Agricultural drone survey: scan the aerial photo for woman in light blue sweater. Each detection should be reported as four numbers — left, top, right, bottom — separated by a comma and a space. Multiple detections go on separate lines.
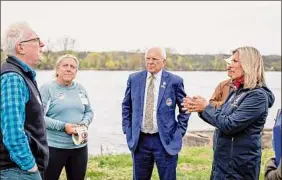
40, 54, 93, 180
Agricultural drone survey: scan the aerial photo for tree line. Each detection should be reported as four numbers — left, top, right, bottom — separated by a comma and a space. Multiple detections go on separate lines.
1, 49, 281, 71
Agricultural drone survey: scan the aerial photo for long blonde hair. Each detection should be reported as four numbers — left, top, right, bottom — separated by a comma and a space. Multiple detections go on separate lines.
232, 46, 265, 89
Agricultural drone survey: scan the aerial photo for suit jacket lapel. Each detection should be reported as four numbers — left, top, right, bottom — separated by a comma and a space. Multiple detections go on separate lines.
140, 70, 147, 112
157, 70, 170, 109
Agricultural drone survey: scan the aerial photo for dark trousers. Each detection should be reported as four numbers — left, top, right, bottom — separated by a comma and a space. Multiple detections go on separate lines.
132, 132, 178, 180
44, 145, 88, 180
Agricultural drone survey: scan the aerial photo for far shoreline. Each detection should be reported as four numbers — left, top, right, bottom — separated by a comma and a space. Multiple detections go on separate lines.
37, 69, 281, 72
89, 128, 274, 157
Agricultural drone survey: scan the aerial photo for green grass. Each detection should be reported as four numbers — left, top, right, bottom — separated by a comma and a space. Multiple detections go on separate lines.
59, 147, 274, 180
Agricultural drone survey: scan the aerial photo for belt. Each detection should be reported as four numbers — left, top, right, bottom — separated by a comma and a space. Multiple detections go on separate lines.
140, 132, 159, 136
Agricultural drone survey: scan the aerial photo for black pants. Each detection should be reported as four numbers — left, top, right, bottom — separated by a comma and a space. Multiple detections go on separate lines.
44, 146, 88, 180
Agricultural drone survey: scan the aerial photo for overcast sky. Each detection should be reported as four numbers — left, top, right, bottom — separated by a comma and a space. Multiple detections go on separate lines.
1, 1, 281, 55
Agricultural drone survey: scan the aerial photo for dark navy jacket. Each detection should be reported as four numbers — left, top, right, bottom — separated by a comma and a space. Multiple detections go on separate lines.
200, 85, 275, 180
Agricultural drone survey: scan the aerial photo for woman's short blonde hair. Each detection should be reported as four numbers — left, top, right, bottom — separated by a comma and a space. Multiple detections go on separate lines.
232, 46, 265, 89
55, 54, 79, 77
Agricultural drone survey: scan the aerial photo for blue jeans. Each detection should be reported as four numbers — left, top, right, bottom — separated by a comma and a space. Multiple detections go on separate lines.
0, 167, 42, 180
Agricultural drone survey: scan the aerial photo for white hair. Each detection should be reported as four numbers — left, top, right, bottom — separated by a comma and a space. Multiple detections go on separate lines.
1, 21, 31, 56
144, 47, 167, 60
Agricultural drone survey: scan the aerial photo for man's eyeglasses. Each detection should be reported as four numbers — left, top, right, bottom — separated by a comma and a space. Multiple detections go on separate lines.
146, 57, 163, 62
19, 38, 40, 44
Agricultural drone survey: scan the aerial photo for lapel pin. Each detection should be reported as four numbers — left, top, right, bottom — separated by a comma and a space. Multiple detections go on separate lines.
166, 98, 172, 106
58, 93, 65, 100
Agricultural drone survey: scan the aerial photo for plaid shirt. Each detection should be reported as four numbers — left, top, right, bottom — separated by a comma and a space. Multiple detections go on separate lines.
0, 56, 36, 170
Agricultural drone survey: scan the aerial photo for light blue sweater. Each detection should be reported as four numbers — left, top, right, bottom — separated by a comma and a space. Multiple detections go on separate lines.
40, 81, 94, 149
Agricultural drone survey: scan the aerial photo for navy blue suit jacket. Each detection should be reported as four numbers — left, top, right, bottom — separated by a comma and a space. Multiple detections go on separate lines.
122, 70, 190, 155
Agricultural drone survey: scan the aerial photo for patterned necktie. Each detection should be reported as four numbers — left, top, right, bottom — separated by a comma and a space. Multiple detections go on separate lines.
144, 74, 155, 132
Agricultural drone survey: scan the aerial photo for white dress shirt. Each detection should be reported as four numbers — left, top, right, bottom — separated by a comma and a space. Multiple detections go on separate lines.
141, 70, 162, 134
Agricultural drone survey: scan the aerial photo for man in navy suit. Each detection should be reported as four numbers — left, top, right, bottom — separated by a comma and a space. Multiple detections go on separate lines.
122, 47, 191, 180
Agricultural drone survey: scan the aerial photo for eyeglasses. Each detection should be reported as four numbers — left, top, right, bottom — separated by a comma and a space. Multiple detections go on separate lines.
146, 57, 163, 62
19, 37, 40, 44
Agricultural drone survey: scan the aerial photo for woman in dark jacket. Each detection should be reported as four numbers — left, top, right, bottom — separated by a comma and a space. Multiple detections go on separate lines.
182, 46, 275, 180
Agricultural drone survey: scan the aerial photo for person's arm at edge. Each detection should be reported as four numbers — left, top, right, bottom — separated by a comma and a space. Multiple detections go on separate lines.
209, 81, 224, 109
79, 86, 94, 127
176, 77, 191, 136
264, 157, 282, 180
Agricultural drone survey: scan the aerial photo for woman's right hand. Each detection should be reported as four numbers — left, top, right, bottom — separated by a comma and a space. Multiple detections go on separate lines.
181, 96, 194, 113
64, 123, 79, 135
